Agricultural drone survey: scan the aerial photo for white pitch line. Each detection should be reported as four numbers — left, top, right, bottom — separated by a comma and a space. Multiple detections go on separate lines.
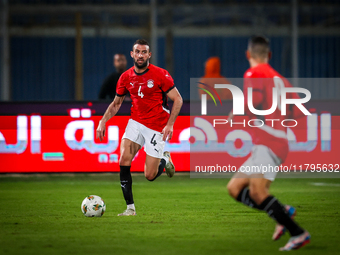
310, 182, 340, 187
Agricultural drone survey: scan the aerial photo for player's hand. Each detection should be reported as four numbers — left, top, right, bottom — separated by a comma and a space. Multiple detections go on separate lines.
96, 121, 106, 141
161, 124, 173, 141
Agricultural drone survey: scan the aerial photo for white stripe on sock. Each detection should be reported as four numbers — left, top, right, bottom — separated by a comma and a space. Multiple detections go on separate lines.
263, 197, 277, 212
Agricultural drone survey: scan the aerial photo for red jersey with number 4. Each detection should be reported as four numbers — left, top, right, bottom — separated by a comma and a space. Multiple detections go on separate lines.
243, 63, 304, 162
116, 64, 175, 132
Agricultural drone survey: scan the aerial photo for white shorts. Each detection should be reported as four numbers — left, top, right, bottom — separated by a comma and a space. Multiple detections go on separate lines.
238, 145, 281, 181
122, 119, 165, 158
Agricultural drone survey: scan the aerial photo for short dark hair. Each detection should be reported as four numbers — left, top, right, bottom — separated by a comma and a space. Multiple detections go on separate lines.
132, 39, 150, 51
114, 53, 126, 58
248, 35, 270, 59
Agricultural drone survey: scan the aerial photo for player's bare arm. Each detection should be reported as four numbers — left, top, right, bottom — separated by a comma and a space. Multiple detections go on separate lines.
161, 87, 183, 141
96, 95, 125, 141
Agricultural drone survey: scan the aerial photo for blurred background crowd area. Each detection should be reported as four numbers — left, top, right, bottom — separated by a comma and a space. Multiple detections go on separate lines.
0, 0, 339, 101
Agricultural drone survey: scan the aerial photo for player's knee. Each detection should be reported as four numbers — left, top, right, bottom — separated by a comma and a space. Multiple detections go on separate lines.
118, 157, 126, 165
145, 171, 157, 181
227, 181, 239, 200
119, 155, 131, 166
119, 151, 132, 166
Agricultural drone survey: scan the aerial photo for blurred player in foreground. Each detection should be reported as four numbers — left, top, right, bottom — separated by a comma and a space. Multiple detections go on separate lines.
227, 36, 310, 251
96, 39, 183, 216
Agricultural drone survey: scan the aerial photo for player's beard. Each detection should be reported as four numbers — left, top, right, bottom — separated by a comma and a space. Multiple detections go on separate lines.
134, 58, 149, 69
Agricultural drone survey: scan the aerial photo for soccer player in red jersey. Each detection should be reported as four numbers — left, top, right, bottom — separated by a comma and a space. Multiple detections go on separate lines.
96, 39, 183, 216
227, 36, 310, 251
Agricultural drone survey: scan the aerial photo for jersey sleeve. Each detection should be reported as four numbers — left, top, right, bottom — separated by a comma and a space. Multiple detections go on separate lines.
116, 73, 128, 97
161, 70, 175, 93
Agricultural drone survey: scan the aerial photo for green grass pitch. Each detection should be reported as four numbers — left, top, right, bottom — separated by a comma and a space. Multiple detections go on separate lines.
1, 174, 340, 255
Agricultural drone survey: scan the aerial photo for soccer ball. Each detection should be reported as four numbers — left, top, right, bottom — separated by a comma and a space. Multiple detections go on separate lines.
81, 195, 106, 217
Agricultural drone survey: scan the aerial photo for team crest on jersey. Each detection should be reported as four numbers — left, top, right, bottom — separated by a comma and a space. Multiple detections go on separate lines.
147, 79, 154, 88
